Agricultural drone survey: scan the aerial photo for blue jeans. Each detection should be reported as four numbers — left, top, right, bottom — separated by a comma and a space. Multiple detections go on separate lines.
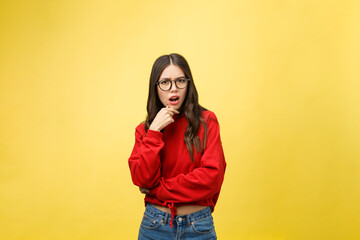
138, 203, 217, 240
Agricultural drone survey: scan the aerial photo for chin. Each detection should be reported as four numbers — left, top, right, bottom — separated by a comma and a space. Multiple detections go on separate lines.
176, 103, 185, 111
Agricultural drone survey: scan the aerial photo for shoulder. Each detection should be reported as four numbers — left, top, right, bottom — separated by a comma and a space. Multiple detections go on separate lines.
201, 110, 221, 137
202, 110, 218, 122
202, 110, 220, 131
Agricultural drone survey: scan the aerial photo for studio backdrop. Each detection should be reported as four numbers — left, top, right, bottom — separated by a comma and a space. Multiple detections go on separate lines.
0, 0, 359, 239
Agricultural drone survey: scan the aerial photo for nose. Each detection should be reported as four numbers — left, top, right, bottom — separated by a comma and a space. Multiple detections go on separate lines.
170, 80, 178, 92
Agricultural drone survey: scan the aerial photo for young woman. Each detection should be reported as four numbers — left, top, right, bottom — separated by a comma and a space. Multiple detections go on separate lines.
128, 53, 226, 239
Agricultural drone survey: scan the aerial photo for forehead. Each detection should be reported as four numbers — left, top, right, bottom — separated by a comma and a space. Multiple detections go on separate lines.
159, 64, 185, 78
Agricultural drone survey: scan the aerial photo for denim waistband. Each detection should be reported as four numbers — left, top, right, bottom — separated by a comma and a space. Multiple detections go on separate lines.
144, 203, 212, 226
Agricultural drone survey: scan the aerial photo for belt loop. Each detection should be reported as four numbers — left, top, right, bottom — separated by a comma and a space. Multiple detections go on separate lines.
186, 214, 191, 226
164, 212, 169, 225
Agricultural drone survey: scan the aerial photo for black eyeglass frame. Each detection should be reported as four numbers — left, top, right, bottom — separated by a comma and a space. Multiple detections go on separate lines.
156, 78, 190, 91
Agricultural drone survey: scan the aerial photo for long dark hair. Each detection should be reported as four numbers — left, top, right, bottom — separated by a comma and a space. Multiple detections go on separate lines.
144, 53, 207, 162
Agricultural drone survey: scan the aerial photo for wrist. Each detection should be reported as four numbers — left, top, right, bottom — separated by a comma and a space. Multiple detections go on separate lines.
149, 124, 160, 132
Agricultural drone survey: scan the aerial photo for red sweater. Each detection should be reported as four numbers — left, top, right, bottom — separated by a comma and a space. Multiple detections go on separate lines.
128, 110, 226, 220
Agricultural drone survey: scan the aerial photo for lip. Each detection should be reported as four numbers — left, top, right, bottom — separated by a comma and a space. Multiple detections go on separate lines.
169, 95, 180, 105
169, 95, 179, 100
169, 99, 180, 105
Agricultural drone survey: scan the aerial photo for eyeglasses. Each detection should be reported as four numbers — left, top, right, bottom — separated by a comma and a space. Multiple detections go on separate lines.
156, 77, 190, 91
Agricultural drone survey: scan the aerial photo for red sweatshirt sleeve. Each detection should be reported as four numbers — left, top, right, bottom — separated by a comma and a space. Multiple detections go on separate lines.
128, 124, 164, 188
149, 113, 226, 203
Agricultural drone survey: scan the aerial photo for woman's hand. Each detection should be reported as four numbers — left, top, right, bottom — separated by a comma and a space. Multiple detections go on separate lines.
139, 187, 149, 194
149, 106, 179, 132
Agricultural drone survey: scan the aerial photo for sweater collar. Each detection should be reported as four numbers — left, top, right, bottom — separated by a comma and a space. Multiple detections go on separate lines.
173, 113, 185, 120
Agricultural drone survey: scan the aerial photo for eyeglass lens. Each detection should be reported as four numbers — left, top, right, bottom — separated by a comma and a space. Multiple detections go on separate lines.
158, 78, 188, 91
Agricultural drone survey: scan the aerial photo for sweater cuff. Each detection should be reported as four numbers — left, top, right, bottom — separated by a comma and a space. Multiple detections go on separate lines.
146, 129, 163, 139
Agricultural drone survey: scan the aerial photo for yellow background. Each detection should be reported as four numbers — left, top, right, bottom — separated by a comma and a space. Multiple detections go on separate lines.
1, 0, 359, 239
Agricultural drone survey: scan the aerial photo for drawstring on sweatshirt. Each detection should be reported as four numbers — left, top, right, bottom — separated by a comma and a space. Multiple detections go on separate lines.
165, 202, 177, 228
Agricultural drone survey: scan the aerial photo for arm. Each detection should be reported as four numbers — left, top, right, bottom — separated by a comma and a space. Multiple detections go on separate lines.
128, 107, 180, 189
128, 126, 163, 188
149, 113, 226, 203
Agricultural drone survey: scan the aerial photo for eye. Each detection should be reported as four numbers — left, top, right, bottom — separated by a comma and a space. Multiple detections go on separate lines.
177, 78, 186, 83
159, 80, 169, 85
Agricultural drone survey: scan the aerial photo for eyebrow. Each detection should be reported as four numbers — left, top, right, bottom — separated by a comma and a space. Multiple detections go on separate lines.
159, 76, 186, 80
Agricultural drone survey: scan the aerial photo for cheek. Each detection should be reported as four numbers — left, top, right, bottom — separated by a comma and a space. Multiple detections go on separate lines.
157, 88, 167, 105
181, 89, 187, 100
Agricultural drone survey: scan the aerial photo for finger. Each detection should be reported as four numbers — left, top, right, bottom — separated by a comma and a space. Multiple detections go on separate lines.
163, 106, 173, 114
164, 108, 175, 116
166, 107, 180, 115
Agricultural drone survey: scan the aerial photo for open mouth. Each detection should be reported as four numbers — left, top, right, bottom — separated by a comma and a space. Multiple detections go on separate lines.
169, 96, 179, 102
169, 96, 180, 105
